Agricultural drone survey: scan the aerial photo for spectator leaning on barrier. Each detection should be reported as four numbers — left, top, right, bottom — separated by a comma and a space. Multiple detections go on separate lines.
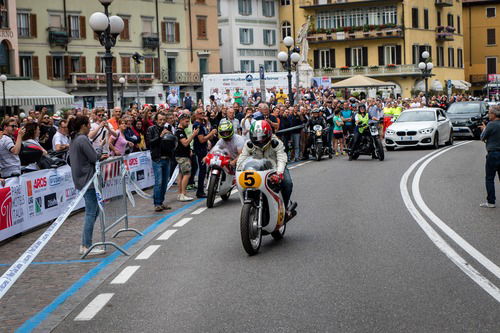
147, 112, 175, 212
22, 122, 48, 171
0, 118, 24, 178
479, 105, 500, 208
109, 119, 134, 156
52, 119, 70, 152
89, 109, 117, 154
175, 113, 199, 202
39, 113, 57, 151
68, 115, 107, 256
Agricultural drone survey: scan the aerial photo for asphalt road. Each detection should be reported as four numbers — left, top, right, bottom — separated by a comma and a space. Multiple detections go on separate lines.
52, 142, 500, 333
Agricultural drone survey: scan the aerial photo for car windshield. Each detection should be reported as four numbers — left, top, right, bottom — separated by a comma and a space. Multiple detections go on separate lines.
447, 103, 481, 114
396, 111, 435, 122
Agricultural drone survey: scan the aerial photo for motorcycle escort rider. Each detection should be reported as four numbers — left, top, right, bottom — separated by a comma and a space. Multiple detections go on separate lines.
350, 104, 371, 154
237, 120, 296, 219
211, 119, 246, 166
304, 108, 328, 159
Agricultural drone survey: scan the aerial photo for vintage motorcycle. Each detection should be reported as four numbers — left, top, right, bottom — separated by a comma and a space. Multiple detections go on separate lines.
236, 157, 296, 255
346, 120, 385, 161
204, 149, 235, 208
309, 124, 332, 161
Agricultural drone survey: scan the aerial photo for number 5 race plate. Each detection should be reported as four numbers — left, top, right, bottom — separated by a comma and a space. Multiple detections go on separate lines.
238, 171, 262, 189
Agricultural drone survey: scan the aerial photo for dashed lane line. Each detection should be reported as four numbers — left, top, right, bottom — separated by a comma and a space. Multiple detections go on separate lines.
173, 217, 192, 228
135, 245, 161, 260
157, 229, 177, 240
191, 207, 207, 215
74, 293, 114, 321
110, 266, 140, 285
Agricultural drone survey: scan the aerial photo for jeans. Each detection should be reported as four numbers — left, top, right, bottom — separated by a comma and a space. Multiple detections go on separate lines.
152, 159, 171, 206
485, 151, 500, 204
195, 151, 207, 196
83, 188, 99, 248
291, 133, 300, 160
188, 154, 198, 185
326, 126, 333, 151
281, 168, 293, 209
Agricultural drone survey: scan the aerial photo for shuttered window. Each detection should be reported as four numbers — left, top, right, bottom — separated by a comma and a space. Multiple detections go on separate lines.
457, 49, 463, 68
240, 28, 253, 45
197, 16, 207, 39
412, 8, 418, 28
448, 47, 454, 67
487, 28, 496, 45
120, 18, 130, 40
121, 56, 131, 73
424, 9, 429, 29
238, 0, 252, 16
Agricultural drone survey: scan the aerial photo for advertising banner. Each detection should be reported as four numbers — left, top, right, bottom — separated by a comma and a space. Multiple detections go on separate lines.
0, 151, 155, 242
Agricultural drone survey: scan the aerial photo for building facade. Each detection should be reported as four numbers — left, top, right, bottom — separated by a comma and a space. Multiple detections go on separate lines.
279, 0, 466, 98
464, 0, 500, 97
15, 0, 220, 110
0, 0, 19, 77
218, 0, 280, 73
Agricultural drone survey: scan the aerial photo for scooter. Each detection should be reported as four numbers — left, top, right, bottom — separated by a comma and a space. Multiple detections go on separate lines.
204, 150, 235, 208
309, 124, 332, 161
236, 157, 296, 256
347, 120, 385, 161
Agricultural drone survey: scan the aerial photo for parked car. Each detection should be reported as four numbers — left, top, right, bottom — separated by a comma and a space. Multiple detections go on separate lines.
447, 101, 489, 139
385, 108, 453, 151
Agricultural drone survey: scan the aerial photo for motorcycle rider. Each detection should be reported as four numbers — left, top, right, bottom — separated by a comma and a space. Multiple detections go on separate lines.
350, 104, 371, 155
237, 120, 296, 219
305, 108, 328, 158
211, 119, 245, 166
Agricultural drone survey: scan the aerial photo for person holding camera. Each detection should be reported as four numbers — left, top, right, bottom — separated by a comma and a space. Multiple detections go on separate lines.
193, 109, 218, 198
479, 105, 500, 208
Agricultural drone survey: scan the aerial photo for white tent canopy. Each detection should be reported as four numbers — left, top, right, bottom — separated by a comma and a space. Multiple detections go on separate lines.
3, 80, 74, 106
449, 80, 471, 91
331, 75, 396, 89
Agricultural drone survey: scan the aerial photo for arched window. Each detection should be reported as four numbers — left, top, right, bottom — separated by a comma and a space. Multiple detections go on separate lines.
0, 40, 10, 74
281, 21, 291, 40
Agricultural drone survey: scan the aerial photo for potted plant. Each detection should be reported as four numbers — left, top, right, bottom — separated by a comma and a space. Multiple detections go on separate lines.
340, 66, 350, 71
446, 26, 456, 33
436, 26, 444, 32
323, 67, 333, 72
386, 64, 397, 68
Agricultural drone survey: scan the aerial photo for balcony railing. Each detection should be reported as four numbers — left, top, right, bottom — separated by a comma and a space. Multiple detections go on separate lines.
470, 74, 488, 84
307, 26, 402, 43
435, 0, 453, 7
160, 71, 221, 84
314, 64, 420, 78
67, 73, 155, 88
299, 0, 353, 8
48, 28, 69, 47
436, 32, 454, 41
142, 33, 160, 49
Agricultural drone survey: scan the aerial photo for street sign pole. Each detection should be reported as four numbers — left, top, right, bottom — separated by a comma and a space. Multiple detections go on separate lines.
259, 65, 266, 103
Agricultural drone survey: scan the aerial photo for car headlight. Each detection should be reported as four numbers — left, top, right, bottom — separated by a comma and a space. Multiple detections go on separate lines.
419, 128, 434, 134
386, 129, 395, 135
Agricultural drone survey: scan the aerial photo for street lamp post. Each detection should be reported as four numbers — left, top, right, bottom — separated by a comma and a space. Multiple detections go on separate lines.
0, 75, 7, 118
89, 0, 124, 114
119, 76, 126, 109
278, 36, 300, 106
418, 51, 434, 106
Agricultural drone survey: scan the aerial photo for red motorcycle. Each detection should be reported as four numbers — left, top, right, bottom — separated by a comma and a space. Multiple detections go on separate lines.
204, 150, 235, 208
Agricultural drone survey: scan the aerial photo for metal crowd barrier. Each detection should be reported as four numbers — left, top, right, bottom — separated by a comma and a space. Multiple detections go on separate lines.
82, 156, 143, 258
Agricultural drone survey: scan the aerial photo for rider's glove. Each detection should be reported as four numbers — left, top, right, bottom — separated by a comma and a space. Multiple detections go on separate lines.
270, 172, 284, 184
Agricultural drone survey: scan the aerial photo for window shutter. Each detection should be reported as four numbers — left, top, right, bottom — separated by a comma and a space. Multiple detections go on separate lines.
64, 55, 71, 79
329, 49, 335, 68
30, 14, 37, 38
395, 45, 402, 65
263, 30, 268, 45
378, 46, 384, 65
238, 0, 243, 14
161, 22, 166, 42
154, 58, 160, 79
250, 61, 255, 72
46, 56, 53, 80
271, 2, 275, 16
362, 47, 368, 66
250, 29, 254, 44
67, 15, 71, 36
81, 56, 86, 73
412, 45, 418, 64
121, 56, 130, 73
240, 60, 245, 71
313, 49, 319, 69
272, 30, 276, 45
112, 57, 117, 73
95, 56, 101, 72
145, 58, 153, 72
79, 16, 86, 38
345, 48, 351, 67
32, 56, 39, 80
239, 28, 243, 43
175, 22, 180, 42
457, 16, 460, 34
487, 29, 496, 45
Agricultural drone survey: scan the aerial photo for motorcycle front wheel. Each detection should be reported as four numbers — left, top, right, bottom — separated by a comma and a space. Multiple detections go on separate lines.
375, 139, 385, 161
316, 143, 323, 161
240, 203, 262, 255
206, 174, 219, 208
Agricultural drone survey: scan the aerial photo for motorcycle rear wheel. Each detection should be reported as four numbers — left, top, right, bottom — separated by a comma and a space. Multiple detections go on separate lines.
271, 223, 286, 240
206, 174, 219, 208
240, 203, 261, 255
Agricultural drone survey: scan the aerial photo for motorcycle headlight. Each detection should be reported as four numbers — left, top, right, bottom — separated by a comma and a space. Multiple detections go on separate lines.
386, 129, 395, 135
419, 128, 434, 134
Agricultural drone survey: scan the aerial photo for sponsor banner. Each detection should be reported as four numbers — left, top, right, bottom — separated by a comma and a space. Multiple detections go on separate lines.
0, 151, 155, 242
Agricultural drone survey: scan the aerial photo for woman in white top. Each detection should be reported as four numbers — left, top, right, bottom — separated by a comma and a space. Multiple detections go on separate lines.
240, 107, 255, 139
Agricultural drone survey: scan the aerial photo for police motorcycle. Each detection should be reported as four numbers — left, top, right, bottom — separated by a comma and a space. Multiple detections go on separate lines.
204, 149, 235, 208
308, 123, 333, 161
347, 120, 385, 161
236, 157, 296, 255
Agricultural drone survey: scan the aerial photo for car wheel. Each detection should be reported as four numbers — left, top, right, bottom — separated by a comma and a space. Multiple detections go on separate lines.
433, 133, 439, 149
445, 131, 454, 146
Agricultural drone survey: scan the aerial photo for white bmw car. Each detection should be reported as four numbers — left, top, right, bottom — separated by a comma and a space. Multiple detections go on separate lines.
384, 108, 454, 151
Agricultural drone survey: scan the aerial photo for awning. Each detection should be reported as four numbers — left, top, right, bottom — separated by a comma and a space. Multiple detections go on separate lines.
3, 79, 74, 106
431, 80, 443, 91
449, 80, 471, 91
331, 75, 396, 89
483, 83, 500, 89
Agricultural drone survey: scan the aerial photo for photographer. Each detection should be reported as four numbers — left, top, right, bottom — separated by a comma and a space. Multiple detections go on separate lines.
89, 110, 117, 154
479, 105, 500, 208
193, 108, 217, 198
0, 118, 24, 178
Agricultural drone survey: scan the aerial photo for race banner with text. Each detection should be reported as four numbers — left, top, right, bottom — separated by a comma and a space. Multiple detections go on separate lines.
0, 151, 154, 242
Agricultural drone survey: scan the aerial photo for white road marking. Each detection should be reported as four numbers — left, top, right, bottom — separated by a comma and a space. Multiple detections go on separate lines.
191, 207, 207, 215
74, 293, 114, 321
295, 163, 305, 167
110, 266, 140, 285
412, 142, 500, 280
157, 229, 177, 241
400, 143, 500, 303
214, 198, 222, 204
289, 166, 297, 169
302, 161, 312, 166
173, 217, 192, 228
135, 245, 161, 260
